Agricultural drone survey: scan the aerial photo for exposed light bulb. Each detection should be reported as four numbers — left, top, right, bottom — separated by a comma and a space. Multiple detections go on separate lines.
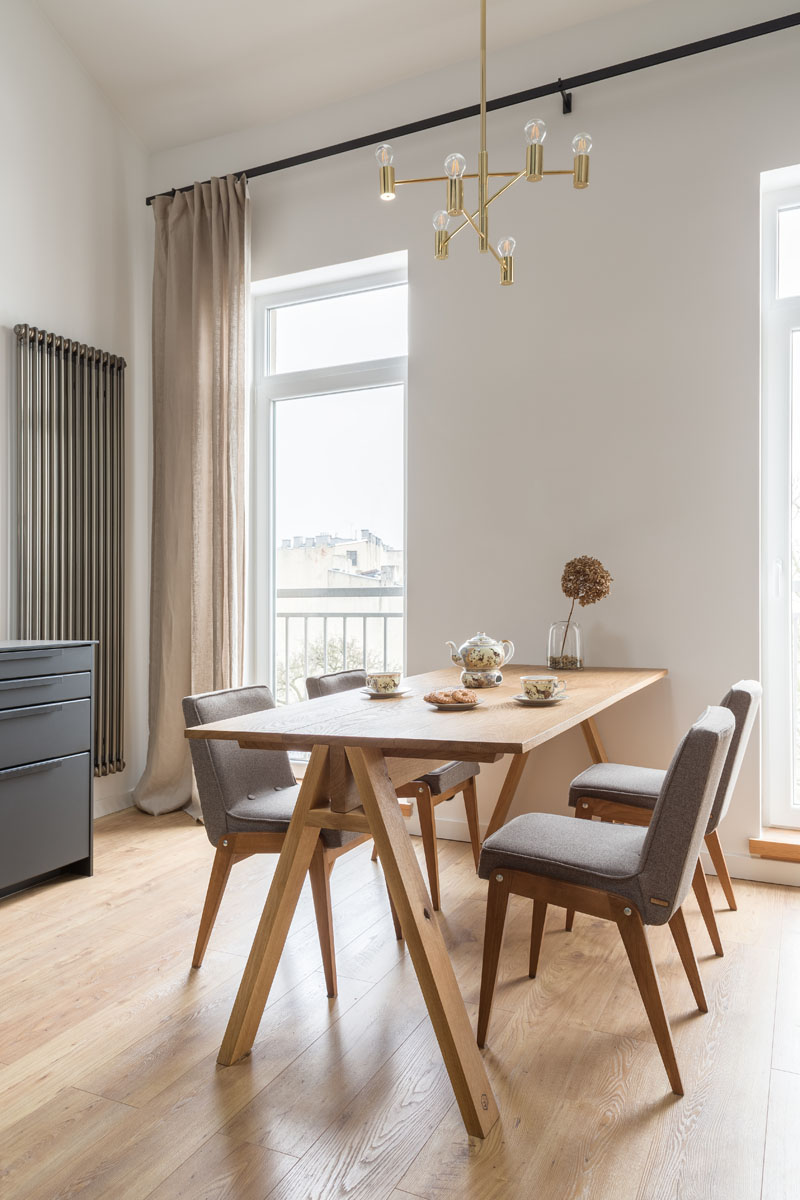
524, 118, 547, 145
571, 133, 593, 156
432, 210, 451, 232
375, 144, 394, 166
444, 153, 467, 179
497, 236, 516, 257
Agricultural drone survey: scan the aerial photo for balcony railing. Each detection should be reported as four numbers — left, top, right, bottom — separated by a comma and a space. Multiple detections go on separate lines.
275, 587, 404, 705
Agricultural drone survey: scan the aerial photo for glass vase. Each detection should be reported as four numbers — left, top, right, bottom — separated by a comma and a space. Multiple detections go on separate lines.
547, 621, 583, 670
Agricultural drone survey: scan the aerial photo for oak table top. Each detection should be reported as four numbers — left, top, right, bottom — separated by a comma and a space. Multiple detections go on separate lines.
185, 664, 667, 761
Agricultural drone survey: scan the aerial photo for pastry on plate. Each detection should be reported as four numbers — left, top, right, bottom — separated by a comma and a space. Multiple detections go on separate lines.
423, 687, 479, 705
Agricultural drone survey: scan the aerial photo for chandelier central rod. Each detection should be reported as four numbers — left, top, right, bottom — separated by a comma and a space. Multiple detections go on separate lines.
478, 0, 489, 253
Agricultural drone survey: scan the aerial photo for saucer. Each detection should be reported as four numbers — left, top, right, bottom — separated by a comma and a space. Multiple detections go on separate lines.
361, 686, 411, 699
427, 699, 483, 711
512, 693, 570, 706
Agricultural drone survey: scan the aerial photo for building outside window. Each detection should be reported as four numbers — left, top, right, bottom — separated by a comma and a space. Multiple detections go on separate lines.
249, 253, 408, 705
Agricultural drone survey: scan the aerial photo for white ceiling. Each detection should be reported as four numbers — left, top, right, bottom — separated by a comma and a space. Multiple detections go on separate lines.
35, 0, 652, 151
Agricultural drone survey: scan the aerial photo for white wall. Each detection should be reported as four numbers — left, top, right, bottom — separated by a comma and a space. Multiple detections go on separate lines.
148, 0, 800, 883
0, 0, 151, 815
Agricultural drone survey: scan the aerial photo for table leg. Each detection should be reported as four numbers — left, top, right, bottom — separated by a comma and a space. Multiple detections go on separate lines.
484, 751, 530, 840
347, 746, 500, 1139
217, 745, 330, 1066
581, 715, 609, 763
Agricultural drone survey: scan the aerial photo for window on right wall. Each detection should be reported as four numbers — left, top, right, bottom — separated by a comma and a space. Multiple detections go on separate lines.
762, 170, 800, 828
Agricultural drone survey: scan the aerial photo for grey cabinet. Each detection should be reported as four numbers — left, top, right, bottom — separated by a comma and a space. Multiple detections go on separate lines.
0, 641, 94, 897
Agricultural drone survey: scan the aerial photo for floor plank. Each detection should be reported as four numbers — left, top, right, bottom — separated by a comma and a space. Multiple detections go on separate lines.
762, 1069, 800, 1200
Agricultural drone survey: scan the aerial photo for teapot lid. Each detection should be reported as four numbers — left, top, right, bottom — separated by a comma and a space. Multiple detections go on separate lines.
466, 631, 498, 645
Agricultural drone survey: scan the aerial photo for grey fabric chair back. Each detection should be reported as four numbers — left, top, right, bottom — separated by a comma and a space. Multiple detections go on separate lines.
306, 670, 367, 699
182, 686, 295, 847
638, 706, 734, 923
710, 680, 761, 831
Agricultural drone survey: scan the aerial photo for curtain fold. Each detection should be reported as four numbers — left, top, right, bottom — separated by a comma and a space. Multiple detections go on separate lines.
134, 175, 250, 815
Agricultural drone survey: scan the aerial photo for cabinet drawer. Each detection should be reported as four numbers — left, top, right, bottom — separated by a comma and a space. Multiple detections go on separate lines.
0, 753, 91, 888
0, 699, 91, 770
0, 645, 93, 681
0, 672, 91, 712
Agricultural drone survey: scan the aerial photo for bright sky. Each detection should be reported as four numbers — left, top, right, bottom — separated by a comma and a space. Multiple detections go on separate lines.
274, 385, 405, 549
270, 283, 407, 551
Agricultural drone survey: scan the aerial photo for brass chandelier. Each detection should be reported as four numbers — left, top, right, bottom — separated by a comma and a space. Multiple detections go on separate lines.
374, 0, 593, 285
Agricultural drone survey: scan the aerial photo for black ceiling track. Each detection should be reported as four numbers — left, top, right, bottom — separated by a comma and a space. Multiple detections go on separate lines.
146, 10, 800, 206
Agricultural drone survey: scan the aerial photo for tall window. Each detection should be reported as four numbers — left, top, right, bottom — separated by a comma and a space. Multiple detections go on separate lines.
762, 174, 800, 827
250, 255, 408, 704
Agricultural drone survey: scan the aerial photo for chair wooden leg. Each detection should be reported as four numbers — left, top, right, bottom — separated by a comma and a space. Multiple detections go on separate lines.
386, 882, 403, 941
371, 842, 379, 862
309, 841, 337, 998
193, 841, 236, 968
477, 872, 511, 1048
529, 900, 548, 978
668, 906, 707, 1013
616, 907, 683, 1095
692, 859, 724, 957
463, 777, 481, 871
565, 801, 594, 932
416, 784, 441, 911
705, 829, 737, 911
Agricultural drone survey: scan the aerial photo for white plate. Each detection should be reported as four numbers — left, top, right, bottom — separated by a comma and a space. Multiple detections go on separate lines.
426, 699, 483, 711
361, 686, 411, 699
512, 693, 570, 706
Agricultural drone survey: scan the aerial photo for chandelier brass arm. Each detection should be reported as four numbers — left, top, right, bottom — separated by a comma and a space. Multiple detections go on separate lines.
373, 0, 593, 286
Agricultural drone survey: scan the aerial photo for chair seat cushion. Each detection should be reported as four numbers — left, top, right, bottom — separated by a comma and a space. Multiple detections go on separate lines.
416, 760, 479, 796
227, 784, 360, 849
479, 812, 647, 911
568, 763, 666, 811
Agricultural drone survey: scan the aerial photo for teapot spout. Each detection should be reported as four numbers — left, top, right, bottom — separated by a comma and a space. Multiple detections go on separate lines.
445, 640, 464, 667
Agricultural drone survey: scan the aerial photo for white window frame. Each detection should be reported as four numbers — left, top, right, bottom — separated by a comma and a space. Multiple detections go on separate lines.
246, 262, 409, 695
761, 180, 800, 828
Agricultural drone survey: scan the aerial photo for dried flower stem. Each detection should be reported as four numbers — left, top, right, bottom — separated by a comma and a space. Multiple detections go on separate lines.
560, 597, 576, 657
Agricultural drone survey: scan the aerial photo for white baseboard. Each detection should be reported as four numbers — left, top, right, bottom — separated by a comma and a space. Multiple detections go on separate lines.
700, 849, 800, 888
93, 788, 134, 819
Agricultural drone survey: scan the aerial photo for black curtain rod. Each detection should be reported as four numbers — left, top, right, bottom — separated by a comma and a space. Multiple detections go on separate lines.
146, 10, 800, 206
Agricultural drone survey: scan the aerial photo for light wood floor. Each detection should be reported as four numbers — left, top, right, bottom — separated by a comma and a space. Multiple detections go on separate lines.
0, 808, 797, 1200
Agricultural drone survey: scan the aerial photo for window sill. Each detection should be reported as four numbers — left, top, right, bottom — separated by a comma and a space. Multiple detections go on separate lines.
749, 828, 800, 863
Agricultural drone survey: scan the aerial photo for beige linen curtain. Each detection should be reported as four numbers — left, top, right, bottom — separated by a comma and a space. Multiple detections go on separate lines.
134, 175, 250, 815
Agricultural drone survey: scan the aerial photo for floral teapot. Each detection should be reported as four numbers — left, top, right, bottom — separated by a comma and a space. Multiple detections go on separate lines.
445, 632, 515, 688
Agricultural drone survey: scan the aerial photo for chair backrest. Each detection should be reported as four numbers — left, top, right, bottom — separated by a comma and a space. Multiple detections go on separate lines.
182, 685, 295, 846
637, 706, 734, 924
709, 680, 761, 831
306, 669, 367, 699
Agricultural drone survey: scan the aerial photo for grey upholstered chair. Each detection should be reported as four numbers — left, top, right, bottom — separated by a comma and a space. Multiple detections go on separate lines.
563, 680, 761, 953
183, 685, 397, 996
306, 669, 481, 909
476, 706, 735, 1096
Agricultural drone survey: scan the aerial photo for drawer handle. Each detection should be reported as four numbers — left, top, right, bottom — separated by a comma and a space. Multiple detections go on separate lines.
0, 677, 63, 692
0, 757, 71, 779
0, 704, 63, 720
0, 649, 63, 661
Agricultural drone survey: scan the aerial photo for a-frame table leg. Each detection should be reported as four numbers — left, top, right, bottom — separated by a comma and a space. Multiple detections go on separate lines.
217, 745, 330, 1066
484, 750, 530, 840
580, 715, 609, 763
347, 746, 500, 1139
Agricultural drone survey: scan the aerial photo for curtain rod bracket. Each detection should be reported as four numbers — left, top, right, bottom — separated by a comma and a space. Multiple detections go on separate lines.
557, 78, 573, 114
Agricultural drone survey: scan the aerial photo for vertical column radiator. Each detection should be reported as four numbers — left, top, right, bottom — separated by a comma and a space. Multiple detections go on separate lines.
14, 324, 125, 776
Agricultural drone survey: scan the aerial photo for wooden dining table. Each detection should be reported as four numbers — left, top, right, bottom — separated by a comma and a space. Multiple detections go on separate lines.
185, 663, 666, 1138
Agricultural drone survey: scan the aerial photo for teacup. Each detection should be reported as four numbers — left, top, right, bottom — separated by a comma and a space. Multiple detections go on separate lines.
366, 671, 402, 694
521, 675, 566, 701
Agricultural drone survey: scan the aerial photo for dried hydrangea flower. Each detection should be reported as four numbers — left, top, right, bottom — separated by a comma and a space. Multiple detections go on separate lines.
561, 556, 613, 607
559, 555, 613, 657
